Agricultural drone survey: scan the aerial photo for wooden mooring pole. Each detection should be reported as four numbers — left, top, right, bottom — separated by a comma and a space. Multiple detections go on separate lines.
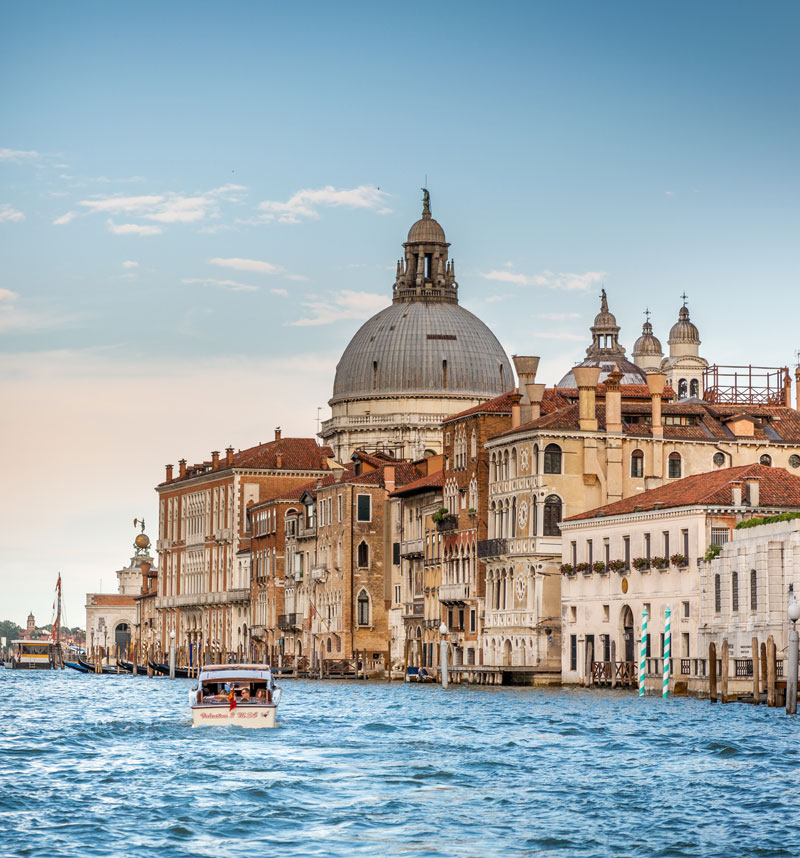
720, 640, 729, 704
767, 635, 777, 707
708, 642, 717, 702
610, 641, 617, 689
752, 637, 760, 704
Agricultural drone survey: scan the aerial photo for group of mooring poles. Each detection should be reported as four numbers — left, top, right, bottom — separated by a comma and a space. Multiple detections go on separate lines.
638, 606, 673, 699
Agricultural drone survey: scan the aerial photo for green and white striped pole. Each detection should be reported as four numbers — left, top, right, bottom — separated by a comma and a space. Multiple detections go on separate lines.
663, 605, 671, 699
639, 608, 648, 696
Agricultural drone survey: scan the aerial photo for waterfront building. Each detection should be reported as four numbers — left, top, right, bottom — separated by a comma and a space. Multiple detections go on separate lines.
701, 509, 800, 663
86, 522, 153, 660
319, 192, 513, 462
133, 557, 158, 660
154, 432, 335, 656
559, 464, 800, 690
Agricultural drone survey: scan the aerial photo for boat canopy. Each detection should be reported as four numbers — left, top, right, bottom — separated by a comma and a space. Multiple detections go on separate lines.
198, 664, 273, 683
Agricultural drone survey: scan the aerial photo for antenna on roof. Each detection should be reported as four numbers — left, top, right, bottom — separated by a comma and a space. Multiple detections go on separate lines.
316, 407, 322, 435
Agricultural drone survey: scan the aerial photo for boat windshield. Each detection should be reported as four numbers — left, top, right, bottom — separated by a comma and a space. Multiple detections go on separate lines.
18, 644, 51, 655
198, 681, 272, 705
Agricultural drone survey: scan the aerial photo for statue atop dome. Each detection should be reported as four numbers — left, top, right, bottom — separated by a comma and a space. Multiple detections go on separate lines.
421, 187, 431, 217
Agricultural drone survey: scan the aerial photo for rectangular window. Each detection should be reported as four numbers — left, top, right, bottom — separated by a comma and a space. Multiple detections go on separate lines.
624, 536, 630, 569
394, 585, 400, 604
602, 634, 610, 663
570, 635, 577, 671
682, 633, 690, 658
470, 609, 476, 633
338, 494, 343, 523
392, 542, 400, 566
714, 574, 721, 613
663, 531, 669, 558
660, 633, 665, 658
645, 533, 651, 566
604, 539, 610, 567
682, 529, 689, 560
458, 608, 464, 630
570, 605, 577, 623
571, 541, 577, 566
711, 527, 729, 547
682, 600, 690, 619
357, 494, 371, 522
603, 604, 610, 622
587, 540, 593, 566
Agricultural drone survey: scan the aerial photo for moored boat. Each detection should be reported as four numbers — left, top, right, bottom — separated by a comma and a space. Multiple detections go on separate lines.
77, 655, 120, 675
190, 664, 282, 728
64, 661, 90, 673
149, 660, 191, 679
9, 640, 59, 670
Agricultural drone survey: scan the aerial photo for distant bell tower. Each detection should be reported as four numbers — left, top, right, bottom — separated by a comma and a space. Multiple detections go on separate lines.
27, 612, 35, 636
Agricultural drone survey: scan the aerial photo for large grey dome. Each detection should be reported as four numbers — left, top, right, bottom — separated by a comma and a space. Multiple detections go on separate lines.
331, 300, 513, 404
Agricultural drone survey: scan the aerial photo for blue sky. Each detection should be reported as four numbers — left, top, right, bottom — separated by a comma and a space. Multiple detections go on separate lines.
2, 1, 799, 625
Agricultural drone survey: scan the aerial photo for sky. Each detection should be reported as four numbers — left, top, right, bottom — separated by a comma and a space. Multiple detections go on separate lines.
2, 1, 799, 626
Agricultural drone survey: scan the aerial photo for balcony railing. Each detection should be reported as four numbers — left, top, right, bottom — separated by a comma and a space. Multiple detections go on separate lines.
311, 564, 328, 582
439, 582, 470, 604
402, 599, 424, 618
400, 537, 424, 557
278, 613, 301, 630
477, 538, 507, 559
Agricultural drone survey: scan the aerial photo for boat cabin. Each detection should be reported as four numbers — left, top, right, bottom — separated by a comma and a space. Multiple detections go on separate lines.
194, 664, 276, 706
11, 640, 56, 670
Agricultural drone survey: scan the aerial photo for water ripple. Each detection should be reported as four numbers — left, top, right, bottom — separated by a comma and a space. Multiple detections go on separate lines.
2, 671, 800, 856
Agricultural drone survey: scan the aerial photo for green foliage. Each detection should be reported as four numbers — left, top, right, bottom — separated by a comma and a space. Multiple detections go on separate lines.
560, 563, 574, 575
575, 562, 591, 573
670, 553, 688, 567
608, 559, 627, 572
704, 543, 722, 561
0, 620, 22, 641
632, 557, 649, 571
735, 511, 800, 530
592, 561, 608, 574
651, 556, 668, 570
432, 507, 450, 523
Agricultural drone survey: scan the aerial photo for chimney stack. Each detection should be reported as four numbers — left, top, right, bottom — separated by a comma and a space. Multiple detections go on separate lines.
179, 458, 187, 479
795, 367, 800, 412
211, 450, 220, 469
746, 475, 760, 508
646, 372, 667, 438
512, 356, 540, 423
276, 453, 283, 469
605, 365, 624, 433
573, 366, 601, 431
275, 427, 282, 441
509, 392, 523, 429
730, 480, 743, 506
225, 446, 234, 467
384, 464, 396, 494
165, 464, 173, 482
141, 560, 151, 594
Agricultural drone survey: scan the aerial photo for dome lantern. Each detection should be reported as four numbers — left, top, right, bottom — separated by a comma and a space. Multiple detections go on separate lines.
632, 309, 664, 371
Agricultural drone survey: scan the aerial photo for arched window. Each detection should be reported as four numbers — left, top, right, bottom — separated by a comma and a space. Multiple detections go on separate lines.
678, 378, 688, 399
490, 453, 497, 482
470, 429, 477, 459
114, 623, 131, 651
631, 449, 644, 478
690, 379, 699, 398
668, 452, 682, 479
326, 637, 332, 653
750, 569, 757, 611
714, 574, 721, 613
502, 450, 509, 480
357, 589, 370, 626
510, 448, 518, 478
544, 443, 562, 475
760, 454, 772, 466
543, 495, 562, 536
731, 571, 739, 613
357, 541, 369, 568
532, 444, 539, 474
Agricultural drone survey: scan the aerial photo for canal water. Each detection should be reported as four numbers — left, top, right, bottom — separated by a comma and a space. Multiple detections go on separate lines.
2, 671, 800, 857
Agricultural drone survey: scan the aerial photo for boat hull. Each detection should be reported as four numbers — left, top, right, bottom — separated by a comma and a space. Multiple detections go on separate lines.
191, 704, 278, 728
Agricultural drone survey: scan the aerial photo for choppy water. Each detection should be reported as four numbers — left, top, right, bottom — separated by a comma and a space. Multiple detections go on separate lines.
2, 670, 800, 857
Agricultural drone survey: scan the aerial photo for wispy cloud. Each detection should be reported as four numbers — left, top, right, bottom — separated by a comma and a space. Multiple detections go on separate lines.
256, 185, 390, 224
533, 332, 586, 341
106, 219, 163, 236
209, 257, 283, 275
0, 204, 25, 223
271, 288, 289, 297
0, 148, 40, 163
122, 260, 139, 269
535, 312, 582, 320
485, 294, 512, 303
288, 290, 386, 327
53, 211, 77, 225
0, 289, 88, 333
181, 277, 258, 293
484, 268, 606, 292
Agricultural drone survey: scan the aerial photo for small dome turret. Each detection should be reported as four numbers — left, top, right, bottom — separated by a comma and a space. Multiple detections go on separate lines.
668, 304, 700, 346
632, 312, 664, 371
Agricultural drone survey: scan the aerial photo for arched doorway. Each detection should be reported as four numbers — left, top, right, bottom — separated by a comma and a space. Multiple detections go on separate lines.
503, 639, 513, 667
621, 606, 634, 663
114, 622, 131, 652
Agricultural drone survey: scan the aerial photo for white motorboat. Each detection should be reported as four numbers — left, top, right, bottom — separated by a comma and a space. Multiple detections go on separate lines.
189, 664, 282, 728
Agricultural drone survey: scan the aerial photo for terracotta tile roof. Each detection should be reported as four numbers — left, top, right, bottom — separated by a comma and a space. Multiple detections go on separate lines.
343, 461, 422, 488
251, 470, 355, 508
553, 384, 676, 401
389, 470, 444, 497
566, 464, 800, 521
443, 391, 517, 424
86, 594, 137, 607
351, 450, 397, 468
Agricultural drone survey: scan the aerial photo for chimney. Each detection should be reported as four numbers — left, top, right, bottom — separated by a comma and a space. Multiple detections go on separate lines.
165, 464, 173, 482
746, 476, 760, 508
646, 372, 666, 438
178, 458, 187, 479
140, 560, 151, 594
276, 453, 283, 469
730, 480, 743, 507
783, 367, 792, 407
573, 366, 601, 431
512, 356, 540, 422
795, 367, 800, 412
527, 384, 546, 421
211, 450, 220, 470
605, 365, 623, 433
225, 446, 234, 466
509, 392, 523, 429
275, 427, 281, 441
384, 464, 396, 494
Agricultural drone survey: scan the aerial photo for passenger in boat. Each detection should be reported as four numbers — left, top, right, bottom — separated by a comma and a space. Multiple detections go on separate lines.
255, 688, 267, 703
239, 687, 252, 703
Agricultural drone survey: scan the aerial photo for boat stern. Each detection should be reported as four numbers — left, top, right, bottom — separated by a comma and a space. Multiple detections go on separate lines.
191, 705, 278, 728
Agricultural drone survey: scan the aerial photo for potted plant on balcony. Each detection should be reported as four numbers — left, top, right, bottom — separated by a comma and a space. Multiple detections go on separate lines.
651, 556, 668, 571
560, 562, 575, 575
468, 507, 477, 517
670, 553, 688, 568
608, 559, 627, 573
433, 507, 455, 532
632, 556, 649, 571
704, 543, 722, 561
576, 561, 591, 574
592, 560, 608, 575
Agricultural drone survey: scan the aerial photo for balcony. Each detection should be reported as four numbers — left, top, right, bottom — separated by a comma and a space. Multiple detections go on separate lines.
225, 588, 250, 604
250, 625, 267, 640
311, 564, 328, 583
400, 537, 424, 557
402, 599, 424, 618
278, 613, 301, 630
439, 582, 471, 604
435, 516, 457, 533
213, 527, 232, 542
477, 538, 507, 559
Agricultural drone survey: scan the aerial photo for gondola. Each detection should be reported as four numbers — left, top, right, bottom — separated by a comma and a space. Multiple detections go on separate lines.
77, 655, 120, 675
64, 661, 90, 673
118, 659, 147, 674
149, 660, 192, 679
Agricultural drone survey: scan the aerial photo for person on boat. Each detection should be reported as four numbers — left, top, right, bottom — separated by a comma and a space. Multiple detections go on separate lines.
239, 687, 252, 703
255, 688, 268, 703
